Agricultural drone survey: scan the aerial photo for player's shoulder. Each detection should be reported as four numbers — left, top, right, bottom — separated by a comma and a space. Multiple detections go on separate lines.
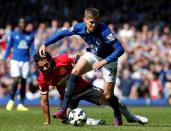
71, 22, 85, 32
98, 22, 115, 38
10, 31, 19, 36
98, 22, 109, 31
54, 53, 70, 63
74, 22, 85, 28
25, 31, 35, 37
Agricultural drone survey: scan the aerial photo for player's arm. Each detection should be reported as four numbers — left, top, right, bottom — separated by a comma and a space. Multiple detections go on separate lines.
39, 25, 78, 57
44, 23, 80, 47
44, 29, 73, 46
92, 26, 124, 71
30, 32, 36, 57
105, 39, 124, 63
41, 91, 50, 125
103, 27, 124, 63
4, 33, 13, 59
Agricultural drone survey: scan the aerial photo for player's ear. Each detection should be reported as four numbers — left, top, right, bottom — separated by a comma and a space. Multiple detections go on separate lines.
83, 17, 86, 22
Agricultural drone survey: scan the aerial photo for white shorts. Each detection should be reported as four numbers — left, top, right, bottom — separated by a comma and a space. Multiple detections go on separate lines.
10, 60, 30, 79
82, 52, 117, 82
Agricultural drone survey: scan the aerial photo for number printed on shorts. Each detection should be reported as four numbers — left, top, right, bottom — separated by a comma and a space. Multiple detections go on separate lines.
108, 68, 113, 76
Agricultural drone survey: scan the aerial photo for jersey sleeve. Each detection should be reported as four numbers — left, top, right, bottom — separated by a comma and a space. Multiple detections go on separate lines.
44, 23, 79, 46
102, 25, 124, 63
102, 24, 116, 44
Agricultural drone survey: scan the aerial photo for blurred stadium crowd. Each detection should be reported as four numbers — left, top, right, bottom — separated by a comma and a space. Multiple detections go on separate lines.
0, 0, 171, 102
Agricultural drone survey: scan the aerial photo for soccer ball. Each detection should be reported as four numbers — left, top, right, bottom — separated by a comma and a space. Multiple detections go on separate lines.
68, 108, 87, 126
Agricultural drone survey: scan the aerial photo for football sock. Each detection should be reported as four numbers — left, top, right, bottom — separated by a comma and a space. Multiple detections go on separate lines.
20, 78, 26, 104
119, 101, 135, 121
11, 79, 19, 100
108, 95, 121, 116
61, 74, 78, 110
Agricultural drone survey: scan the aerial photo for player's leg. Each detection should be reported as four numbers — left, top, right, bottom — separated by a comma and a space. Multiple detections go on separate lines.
17, 62, 29, 111
101, 62, 122, 126
6, 60, 20, 111
58, 54, 92, 118
99, 96, 148, 125
119, 101, 148, 125
61, 86, 106, 125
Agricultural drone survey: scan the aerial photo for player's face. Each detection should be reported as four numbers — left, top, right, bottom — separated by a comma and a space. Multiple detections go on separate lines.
37, 59, 52, 74
18, 18, 25, 31
84, 17, 98, 33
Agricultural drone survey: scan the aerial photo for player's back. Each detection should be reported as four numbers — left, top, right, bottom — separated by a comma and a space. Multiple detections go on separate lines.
38, 54, 91, 99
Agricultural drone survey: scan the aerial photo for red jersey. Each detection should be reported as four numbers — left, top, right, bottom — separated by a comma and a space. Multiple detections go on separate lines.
38, 53, 90, 100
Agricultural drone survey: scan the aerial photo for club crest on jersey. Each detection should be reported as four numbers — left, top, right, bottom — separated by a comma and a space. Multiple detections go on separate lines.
15, 35, 20, 40
26, 36, 31, 40
69, 26, 74, 32
107, 33, 115, 41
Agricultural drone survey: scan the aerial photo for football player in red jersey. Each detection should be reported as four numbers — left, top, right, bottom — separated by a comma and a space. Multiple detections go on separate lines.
34, 51, 148, 125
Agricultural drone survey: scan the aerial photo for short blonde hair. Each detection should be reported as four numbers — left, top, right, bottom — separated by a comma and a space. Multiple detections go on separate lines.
84, 7, 100, 19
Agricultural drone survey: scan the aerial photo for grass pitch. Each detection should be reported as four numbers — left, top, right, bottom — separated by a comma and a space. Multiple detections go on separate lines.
0, 106, 171, 131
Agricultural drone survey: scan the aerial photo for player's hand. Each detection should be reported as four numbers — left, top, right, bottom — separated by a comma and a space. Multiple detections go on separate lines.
39, 44, 46, 57
92, 60, 107, 71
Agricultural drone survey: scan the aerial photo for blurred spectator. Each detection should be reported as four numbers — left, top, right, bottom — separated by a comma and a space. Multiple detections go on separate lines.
119, 68, 134, 98
149, 72, 163, 100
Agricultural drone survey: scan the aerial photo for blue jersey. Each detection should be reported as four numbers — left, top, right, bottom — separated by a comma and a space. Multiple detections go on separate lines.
4, 31, 35, 62
44, 22, 124, 63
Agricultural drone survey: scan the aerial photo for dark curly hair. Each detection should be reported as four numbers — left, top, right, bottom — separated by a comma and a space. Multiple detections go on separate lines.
33, 51, 55, 66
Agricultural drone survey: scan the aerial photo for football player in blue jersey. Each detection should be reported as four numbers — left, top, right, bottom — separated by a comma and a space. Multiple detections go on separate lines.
38, 8, 124, 126
4, 18, 35, 111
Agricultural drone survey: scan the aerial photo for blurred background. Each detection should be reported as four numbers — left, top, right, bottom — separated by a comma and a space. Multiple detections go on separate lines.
0, 0, 171, 106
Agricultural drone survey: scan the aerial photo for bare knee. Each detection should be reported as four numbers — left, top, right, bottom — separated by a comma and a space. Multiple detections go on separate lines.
98, 95, 108, 105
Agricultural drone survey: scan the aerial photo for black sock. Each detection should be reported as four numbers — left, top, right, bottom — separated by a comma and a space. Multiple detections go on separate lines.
108, 95, 121, 116
61, 74, 78, 110
20, 78, 26, 104
11, 79, 19, 100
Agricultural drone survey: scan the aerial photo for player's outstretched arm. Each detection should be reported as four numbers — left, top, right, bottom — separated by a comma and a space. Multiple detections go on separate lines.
39, 29, 74, 57
41, 94, 50, 125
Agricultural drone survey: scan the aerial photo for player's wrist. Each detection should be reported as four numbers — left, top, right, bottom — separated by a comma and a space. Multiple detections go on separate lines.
42, 40, 48, 47
101, 59, 107, 65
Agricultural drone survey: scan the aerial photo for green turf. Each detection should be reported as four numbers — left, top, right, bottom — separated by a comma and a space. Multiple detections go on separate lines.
0, 106, 171, 131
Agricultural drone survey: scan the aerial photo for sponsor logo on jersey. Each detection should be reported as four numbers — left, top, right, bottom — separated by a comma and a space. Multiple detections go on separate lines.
18, 40, 28, 49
